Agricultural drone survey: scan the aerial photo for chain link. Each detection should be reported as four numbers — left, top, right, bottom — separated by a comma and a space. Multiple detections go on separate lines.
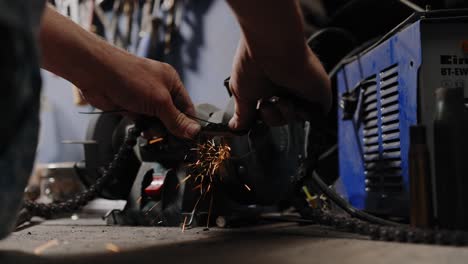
301, 207, 468, 246
19, 125, 142, 224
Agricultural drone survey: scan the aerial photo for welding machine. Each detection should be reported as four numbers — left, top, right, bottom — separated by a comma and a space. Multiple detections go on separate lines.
336, 9, 468, 226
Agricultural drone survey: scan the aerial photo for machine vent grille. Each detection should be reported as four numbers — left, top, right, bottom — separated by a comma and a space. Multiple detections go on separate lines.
364, 64, 404, 194
362, 76, 378, 158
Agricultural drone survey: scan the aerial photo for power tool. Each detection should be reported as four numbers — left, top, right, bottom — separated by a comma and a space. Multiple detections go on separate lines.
77, 98, 313, 228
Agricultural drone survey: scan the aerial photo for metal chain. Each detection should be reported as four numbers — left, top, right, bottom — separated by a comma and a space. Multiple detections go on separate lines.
301, 207, 468, 246
18, 125, 142, 225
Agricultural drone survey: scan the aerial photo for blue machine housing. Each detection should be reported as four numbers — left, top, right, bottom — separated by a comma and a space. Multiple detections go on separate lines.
336, 19, 421, 216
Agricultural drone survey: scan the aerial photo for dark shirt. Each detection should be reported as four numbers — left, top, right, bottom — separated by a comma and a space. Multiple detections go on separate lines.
0, 1, 46, 239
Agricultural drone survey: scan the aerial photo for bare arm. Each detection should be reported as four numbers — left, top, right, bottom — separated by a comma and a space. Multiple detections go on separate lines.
39, 5, 200, 139
225, 0, 331, 129
226, 0, 309, 69
40, 5, 118, 89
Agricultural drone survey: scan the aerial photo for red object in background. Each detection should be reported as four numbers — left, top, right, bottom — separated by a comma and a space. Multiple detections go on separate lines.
144, 175, 165, 197
462, 40, 468, 53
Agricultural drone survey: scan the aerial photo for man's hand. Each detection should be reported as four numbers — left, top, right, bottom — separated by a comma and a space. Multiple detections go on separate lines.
75, 52, 200, 139
40, 6, 200, 139
227, 0, 331, 130
228, 36, 331, 130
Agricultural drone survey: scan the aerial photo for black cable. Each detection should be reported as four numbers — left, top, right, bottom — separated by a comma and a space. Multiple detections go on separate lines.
327, 37, 378, 81
342, 13, 419, 65
327, 11, 420, 80
310, 171, 401, 227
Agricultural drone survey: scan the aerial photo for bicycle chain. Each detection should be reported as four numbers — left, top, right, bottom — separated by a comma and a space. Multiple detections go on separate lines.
19, 125, 142, 222
300, 207, 468, 246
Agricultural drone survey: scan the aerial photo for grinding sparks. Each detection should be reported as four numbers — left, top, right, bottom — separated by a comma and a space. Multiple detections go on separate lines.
144, 201, 160, 216
186, 139, 231, 196
149, 137, 164, 144
182, 216, 188, 232
180, 139, 231, 230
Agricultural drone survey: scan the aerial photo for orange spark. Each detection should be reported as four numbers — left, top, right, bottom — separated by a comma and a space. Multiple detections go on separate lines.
149, 138, 164, 144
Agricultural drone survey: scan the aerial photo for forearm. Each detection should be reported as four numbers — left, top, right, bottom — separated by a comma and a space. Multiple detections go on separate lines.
38, 5, 200, 138
226, 0, 306, 64
39, 5, 125, 89
227, 0, 330, 102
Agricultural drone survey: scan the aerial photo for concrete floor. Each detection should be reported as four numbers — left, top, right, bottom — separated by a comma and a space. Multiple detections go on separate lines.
1, 215, 468, 264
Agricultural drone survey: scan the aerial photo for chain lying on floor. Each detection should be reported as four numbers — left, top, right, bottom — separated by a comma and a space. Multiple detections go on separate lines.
17, 125, 142, 226
299, 209, 468, 246
296, 157, 468, 246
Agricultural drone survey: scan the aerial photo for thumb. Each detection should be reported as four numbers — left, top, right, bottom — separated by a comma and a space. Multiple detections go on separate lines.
228, 98, 257, 131
158, 98, 201, 139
